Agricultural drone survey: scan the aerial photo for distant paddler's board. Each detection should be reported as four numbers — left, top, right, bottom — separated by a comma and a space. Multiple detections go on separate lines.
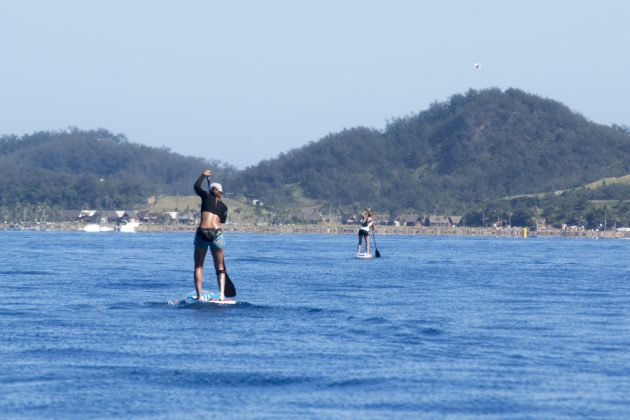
356, 253, 373, 259
185, 291, 236, 305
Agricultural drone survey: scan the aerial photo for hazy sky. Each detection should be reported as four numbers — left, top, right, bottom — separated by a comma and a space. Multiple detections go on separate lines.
1, 1, 628, 168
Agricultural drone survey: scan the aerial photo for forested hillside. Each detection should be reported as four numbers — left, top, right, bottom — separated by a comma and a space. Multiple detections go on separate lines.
231, 88, 630, 216
3, 88, 630, 228
0, 128, 236, 209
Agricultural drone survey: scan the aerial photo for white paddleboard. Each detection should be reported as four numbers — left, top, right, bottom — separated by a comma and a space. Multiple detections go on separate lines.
185, 291, 236, 305
356, 253, 373, 259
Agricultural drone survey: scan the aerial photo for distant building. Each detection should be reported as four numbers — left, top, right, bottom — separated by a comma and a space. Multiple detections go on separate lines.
163, 212, 178, 223
79, 210, 98, 222
372, 213, 393, 226
341, 213, 392, 226
426, 215, 450, 227
59, 210, 83, 222
425, 215, 463, 227
98, 210, 125, 224
178, 211, 197, 224
121, 211, 139, 223
396, 214, 423, 227
137, 211, 160, 224
342, 214, 358, 225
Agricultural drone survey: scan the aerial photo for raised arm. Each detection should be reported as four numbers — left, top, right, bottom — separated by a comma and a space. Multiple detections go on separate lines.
194, 169, 212, 197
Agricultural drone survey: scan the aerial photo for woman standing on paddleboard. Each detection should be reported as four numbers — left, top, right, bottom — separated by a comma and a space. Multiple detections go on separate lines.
357, 210, 374, 255
193, 169, 228, 301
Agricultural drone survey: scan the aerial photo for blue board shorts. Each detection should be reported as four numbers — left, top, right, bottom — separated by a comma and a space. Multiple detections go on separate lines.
194, 228, 225, 251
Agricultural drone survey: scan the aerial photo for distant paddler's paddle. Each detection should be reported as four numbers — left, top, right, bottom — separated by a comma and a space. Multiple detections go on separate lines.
372, 230, 381, 258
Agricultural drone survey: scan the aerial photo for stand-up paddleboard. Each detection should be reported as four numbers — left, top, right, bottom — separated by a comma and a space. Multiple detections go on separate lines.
185, 291, 236, 305
356, 253, 373, 259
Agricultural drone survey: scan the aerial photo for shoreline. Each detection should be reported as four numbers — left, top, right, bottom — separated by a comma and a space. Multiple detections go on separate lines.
2, 222, 630, 239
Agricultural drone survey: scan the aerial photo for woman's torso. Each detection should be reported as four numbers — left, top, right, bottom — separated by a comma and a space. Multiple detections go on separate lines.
194, 174, 228, 230
199, 211, 221, 229
197, 194, 227, 229
198, 211, 221, 229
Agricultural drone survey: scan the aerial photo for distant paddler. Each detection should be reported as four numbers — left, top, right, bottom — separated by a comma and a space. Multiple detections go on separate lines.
193, 169, 229, 301
357, 209, 374, 255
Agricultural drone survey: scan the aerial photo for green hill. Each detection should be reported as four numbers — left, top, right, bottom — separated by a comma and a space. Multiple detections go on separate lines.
231, 88, 630, 216
3, 88, 630, 228
0, 128, 236, 209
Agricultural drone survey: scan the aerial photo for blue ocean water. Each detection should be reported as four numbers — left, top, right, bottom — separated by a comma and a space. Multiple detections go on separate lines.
1, 231, 630, 418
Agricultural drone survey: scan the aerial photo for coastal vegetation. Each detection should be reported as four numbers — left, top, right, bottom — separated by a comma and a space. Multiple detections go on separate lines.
2, 88, 630, 229
0, 128, 236, 209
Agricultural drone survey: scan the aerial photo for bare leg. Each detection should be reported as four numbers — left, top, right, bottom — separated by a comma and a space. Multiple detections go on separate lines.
366, 235, 370, 255
217, 272, 225, 300
194, 247, 208, 299
211, 248, 225, 300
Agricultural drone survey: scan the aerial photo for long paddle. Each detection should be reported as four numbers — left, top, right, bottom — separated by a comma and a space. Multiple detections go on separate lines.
206, 177, 236, 297
372, 230, 381, 258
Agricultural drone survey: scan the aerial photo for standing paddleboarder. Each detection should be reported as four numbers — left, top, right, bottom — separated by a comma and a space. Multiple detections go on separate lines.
193, 169, 229, 301
357, 210, 374, 255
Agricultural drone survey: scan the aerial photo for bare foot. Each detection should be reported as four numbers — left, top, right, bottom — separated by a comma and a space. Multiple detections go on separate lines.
195, 292, 209, 301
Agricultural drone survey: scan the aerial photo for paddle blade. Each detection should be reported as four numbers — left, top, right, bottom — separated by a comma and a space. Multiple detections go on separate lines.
224, 272, 236, 297
372, 233, 381, 258
222, 257, 236, 297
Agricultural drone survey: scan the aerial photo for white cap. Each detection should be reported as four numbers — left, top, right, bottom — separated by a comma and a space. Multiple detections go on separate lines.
209, 182, 223, 193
